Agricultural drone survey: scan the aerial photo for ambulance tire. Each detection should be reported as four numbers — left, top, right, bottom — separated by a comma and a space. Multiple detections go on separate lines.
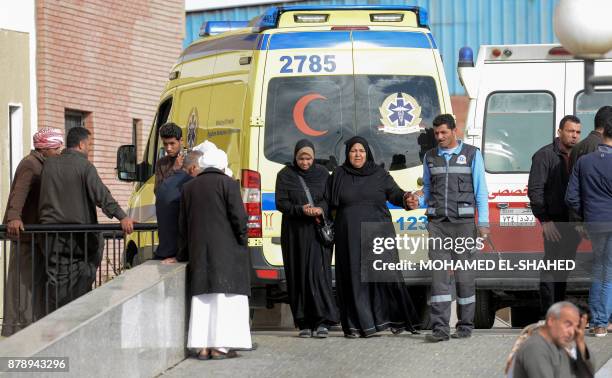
510, 306, 540, 328
474, 290, 496, 329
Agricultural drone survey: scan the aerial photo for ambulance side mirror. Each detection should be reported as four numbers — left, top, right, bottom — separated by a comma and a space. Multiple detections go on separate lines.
117, 145, 137, 182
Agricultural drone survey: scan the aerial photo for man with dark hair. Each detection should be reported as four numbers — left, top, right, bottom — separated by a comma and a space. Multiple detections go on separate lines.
528, 115, 582, 317
566, 119, 612, 337
39, 127, 134, 312
568, 106, 612, 331
155, 150, 202, 262
1, 128, 63, 336
513, 301, 593, 378
569, 106, 612, 172
407, 113, 489, 342
155, 122, 184, 191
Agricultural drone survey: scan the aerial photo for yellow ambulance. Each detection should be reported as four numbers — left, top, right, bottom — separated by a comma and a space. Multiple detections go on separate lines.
116, 5, 453, 309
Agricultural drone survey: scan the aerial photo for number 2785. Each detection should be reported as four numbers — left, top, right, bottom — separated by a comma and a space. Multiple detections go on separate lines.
279, 55, 336, 73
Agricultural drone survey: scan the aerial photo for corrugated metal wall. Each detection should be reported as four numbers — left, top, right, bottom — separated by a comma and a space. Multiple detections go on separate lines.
185, 0, 559, 95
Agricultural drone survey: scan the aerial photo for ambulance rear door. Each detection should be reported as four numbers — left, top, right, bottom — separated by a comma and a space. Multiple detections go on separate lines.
259, 29, 354, 266
477, 58, 564, 260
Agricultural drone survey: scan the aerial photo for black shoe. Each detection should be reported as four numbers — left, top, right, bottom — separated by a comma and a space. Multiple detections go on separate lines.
298, 329, 312, 338
451, 329, 472, 339
425, 331, 450, 342
314, 325, 329, 338
344, 331, 359, 339
390, 327, 404, 335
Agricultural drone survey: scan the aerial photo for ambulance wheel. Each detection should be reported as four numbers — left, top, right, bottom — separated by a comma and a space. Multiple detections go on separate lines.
511, 306, 540, 328
474, 290, 496, 329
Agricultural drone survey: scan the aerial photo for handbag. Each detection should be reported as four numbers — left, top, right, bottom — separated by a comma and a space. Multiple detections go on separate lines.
295, 174, 335, 247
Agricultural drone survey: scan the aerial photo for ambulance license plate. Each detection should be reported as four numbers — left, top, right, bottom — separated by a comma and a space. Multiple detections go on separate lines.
499, 208, 536, 227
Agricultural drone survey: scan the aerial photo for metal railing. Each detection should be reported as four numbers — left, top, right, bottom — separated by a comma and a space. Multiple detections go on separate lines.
0, 223, 157, 336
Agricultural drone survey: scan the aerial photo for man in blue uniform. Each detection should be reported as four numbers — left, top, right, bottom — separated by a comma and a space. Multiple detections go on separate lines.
407, 114, 489, 342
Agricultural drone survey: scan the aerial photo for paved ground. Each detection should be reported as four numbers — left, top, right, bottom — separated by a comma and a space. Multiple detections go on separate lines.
161, 328, 612, 378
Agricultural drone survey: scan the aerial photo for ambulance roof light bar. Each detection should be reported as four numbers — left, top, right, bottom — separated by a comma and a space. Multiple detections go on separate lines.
250, 5, 429, 32
458, 46, 474, 67
199, 21, 249, 37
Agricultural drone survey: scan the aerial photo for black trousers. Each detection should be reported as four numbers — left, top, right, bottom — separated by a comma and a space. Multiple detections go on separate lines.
427, 221, 478, 335
539, 222, 581, 317
45, 232, 103, 313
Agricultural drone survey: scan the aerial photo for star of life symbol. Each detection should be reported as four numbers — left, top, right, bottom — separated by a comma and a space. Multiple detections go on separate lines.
187, 108, 198, 149
378, 93, 423, 134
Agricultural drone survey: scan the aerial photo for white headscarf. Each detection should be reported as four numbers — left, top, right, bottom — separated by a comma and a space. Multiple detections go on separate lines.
199, 148, 230, 172
193, 140, 218, 155
193, 140, 233, 177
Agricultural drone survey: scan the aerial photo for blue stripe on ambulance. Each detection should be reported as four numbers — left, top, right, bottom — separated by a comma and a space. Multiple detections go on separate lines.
268, 31, 433, 50
261, 192, 402, 211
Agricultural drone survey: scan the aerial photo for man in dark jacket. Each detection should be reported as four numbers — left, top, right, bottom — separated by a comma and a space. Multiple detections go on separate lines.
528, 115, 582, 317
154, 122, 184, 192
39, 127, 134, 312
176, 148, 251, 359
1, 128, 63, 336
155, 150, 202, 262
566, 119, 612, 337
568, 106, 612, 331
569, 106, 612, 173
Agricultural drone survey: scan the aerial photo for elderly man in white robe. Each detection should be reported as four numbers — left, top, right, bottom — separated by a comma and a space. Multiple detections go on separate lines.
172, 148, 252, 360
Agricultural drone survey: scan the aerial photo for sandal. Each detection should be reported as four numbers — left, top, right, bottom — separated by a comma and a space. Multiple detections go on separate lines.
210, 350, 239, 360
197, 349, 211, 360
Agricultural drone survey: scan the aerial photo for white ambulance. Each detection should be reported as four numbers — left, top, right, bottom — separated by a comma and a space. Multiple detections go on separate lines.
458, 44, 612, 327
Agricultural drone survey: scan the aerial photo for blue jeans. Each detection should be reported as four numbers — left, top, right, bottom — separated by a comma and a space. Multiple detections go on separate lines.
589, 232, 612, 327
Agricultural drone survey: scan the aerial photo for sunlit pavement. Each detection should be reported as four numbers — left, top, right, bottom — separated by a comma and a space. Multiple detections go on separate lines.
161, 326, 612, 378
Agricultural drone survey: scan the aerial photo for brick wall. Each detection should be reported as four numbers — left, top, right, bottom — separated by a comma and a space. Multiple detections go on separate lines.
36, 0, 184, 217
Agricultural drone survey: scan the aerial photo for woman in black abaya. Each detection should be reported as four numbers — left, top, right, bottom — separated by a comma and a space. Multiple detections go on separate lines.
275, 139, 339, 338
326, 136, 419, 338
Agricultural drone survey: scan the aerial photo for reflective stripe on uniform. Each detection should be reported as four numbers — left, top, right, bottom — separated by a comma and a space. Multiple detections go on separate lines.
429, 166, 472, 176
457, 207, 475, 216
447, 166, 472, 174
457, 295, 476, 305
430, 294, 452, 303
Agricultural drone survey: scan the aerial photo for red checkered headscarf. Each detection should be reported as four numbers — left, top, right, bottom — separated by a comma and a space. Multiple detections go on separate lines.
33, 128, 64, 150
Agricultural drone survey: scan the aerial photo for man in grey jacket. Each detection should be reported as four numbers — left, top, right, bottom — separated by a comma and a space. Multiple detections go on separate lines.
513, 301, 593, 378
39, 127, 134, 312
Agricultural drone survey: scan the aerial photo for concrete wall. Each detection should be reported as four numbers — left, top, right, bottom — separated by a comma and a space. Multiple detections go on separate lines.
0, 29, 31, 221
0, 262, 188, 378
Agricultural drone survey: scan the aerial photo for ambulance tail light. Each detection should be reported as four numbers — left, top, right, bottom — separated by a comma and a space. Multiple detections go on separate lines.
294, 14, 329, 23
242, 169, 262, 238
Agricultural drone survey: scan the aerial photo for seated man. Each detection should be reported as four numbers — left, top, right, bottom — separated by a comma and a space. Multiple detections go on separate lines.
513, 301, 593, 378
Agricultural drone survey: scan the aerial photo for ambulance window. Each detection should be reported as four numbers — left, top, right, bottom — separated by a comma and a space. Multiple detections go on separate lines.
575, 90, 612, 130
142, 98, 172, 182
355, 75, 440, 170
484, 92, 554, 173
264, 76, 352, 170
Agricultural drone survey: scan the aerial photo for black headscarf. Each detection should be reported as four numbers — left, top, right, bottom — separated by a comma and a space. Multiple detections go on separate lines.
342, 136, 380, 176
327, 136, 383, 208
277, 139, 329, 192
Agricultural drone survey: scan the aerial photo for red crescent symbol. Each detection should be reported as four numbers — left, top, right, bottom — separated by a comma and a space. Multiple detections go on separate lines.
293, 93, 328, 137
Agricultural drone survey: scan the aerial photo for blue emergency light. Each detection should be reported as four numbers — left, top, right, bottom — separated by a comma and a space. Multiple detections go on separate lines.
199, 21, 249, 37
250, 5, 430, 31
458, 46, 474, 67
